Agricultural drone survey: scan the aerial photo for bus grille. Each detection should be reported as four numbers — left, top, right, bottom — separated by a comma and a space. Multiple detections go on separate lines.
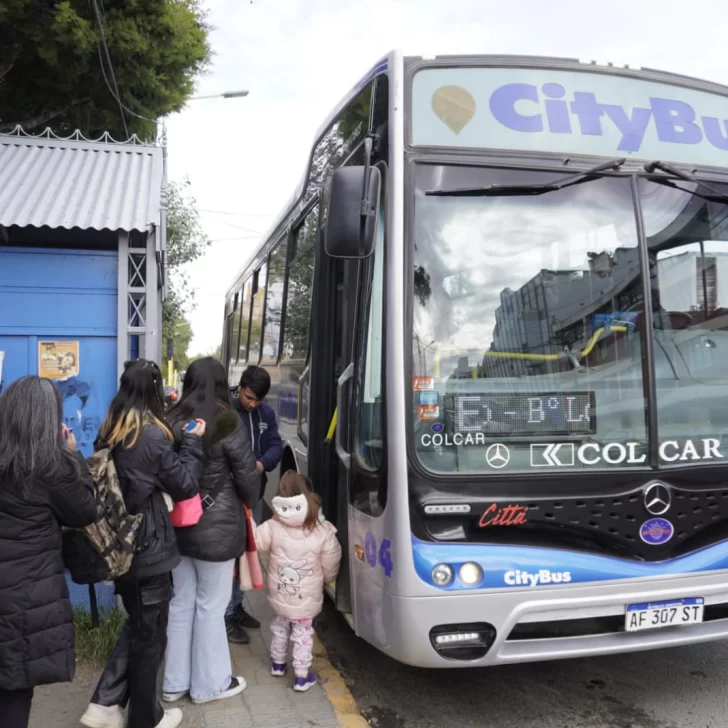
422, 484, 728, 561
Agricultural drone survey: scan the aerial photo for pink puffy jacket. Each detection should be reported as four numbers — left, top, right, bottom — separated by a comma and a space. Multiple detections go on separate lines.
254, 494, 342, 620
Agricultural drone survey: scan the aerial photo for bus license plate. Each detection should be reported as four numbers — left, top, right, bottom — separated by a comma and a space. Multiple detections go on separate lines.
625, 598, 704, 632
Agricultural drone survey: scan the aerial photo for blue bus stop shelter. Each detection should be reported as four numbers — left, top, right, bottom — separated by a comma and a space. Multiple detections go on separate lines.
0, 125, 167, 611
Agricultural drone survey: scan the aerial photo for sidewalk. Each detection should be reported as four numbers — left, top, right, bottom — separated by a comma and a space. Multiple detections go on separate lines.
29, 589, 342, 728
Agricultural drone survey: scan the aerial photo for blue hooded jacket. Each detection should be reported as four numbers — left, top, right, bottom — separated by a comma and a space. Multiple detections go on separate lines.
234, 399, 284, 498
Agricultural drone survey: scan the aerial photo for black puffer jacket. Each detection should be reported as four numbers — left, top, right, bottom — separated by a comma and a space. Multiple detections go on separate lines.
175, 409, 260, 562
0, 452, 96, 691
110, 425, 203, 579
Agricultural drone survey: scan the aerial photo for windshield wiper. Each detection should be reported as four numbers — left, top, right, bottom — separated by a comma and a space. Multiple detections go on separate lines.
643, 160, 728, 204
425, 158, 626, 197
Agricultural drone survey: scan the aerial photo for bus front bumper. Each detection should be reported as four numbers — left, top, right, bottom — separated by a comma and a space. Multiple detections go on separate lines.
377, 572, 728, 668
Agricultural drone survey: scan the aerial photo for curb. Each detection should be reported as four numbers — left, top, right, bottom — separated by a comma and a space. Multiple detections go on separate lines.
313, 631, 368, 728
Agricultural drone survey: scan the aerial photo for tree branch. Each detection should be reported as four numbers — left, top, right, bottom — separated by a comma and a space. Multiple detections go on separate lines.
0, 97, 89, 134
0, 42, 22, 81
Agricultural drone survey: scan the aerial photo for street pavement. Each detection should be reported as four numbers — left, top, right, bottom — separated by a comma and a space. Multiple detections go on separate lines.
30, 588, 340, 728
316, 601, 728, 728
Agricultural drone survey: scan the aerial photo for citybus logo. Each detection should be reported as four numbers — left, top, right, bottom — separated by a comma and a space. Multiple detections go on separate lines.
504, 569, 572, 587
488, 82, 728, 153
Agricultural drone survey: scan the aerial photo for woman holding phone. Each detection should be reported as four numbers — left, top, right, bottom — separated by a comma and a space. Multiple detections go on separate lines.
162, 357, 260, 707
80, 360, 205, 728
0, 376, 97, 728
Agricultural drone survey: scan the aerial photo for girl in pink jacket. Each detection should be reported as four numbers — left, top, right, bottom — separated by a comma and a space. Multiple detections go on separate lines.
254, 471, 341, 692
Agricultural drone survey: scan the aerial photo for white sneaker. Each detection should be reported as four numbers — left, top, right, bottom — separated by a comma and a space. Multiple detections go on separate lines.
79, 703, 126, 728
191, 676, 247, 705
155, 708, 183, 728
162, 690, 188, 703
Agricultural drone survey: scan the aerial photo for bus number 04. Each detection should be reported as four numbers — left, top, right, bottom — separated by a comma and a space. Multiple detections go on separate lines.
364, 532, 393, 577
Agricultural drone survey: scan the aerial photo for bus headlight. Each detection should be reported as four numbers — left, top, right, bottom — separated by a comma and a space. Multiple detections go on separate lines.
459, 562, 483, 586
432, 563, 454, 586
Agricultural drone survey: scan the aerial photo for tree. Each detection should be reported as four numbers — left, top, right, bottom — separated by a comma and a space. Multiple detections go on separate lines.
0, 0, 211, 139
163, 178, 209, 364
170, 317, 193, 371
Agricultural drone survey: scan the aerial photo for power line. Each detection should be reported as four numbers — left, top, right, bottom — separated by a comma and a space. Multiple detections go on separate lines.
198, 209, 275, 219
357, 0, 375, 23
208, 235, 261, 243
90, 0, 158, 133
221, 221, 264, 234
90, 0, 128, 137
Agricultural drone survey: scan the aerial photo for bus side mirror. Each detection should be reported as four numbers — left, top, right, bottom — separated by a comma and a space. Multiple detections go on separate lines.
325, 165, 381, 259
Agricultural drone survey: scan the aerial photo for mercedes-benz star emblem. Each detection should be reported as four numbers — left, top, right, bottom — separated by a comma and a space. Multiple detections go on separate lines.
644, 482, 671, 515
485, 443, 510, 469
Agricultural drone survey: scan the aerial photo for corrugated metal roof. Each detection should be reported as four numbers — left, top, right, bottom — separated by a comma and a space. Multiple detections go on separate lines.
0, 135, 163, 232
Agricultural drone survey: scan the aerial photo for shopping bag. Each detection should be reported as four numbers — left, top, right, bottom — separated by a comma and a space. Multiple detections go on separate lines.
243, 504, 264, 589
238, 550, 254, 591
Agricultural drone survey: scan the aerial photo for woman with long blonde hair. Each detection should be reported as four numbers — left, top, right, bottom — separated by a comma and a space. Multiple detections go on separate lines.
80, 360, 205, 728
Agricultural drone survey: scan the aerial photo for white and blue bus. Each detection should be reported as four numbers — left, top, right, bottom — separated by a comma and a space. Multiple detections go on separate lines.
223, 51, 728, 667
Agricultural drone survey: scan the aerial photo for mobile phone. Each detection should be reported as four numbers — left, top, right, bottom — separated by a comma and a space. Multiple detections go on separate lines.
184, 419, 198, 432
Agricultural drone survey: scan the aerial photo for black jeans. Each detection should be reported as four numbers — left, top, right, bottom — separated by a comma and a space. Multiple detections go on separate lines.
0, 687, 33, 728
91, 573, 172, 728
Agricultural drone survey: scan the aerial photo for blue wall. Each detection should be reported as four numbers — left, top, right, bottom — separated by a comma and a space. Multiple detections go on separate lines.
0, 246, 120, 611
0, 247, 118, 457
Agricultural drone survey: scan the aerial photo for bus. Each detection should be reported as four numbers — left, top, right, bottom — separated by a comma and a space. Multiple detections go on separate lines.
222, 50, 728, 668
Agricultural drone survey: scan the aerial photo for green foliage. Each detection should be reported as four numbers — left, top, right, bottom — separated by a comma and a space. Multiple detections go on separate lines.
169, 317, 194, 370
166, 178, 209, 269
163, 178, 208, 332
163, 179, 208, 367
0, 0, 211, 140
73, 608, 126, 666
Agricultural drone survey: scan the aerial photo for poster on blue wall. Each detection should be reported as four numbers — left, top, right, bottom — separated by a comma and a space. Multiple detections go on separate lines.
38, 340, 103, 458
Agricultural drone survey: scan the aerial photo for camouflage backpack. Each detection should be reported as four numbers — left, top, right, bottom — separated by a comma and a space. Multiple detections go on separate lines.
62, 447, 143, 589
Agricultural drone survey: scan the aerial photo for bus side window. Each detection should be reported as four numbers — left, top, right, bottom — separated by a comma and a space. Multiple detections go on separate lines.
238, 276, 253, 365
354, 184, 386, 480
248, 263, 267, 364
283, 204, 319, 442
229, 289, 241, 368
262, 238, 288, 363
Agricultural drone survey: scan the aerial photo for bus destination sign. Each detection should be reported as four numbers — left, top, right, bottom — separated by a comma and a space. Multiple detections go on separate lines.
412, 67, 728, 168
443, 392, 595, 437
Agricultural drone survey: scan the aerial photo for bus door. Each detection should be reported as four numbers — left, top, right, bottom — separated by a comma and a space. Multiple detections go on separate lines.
308, 239, 360, 613
311, 161, 387, 618
331, 257, 360, 613
335, 180, 387, 622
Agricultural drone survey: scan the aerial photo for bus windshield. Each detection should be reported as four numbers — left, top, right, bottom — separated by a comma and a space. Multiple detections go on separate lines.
412, 164, 728, 474
639, 177, 728, 463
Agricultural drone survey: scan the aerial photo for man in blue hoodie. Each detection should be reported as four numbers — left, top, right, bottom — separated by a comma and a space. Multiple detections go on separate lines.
226, 365, 284, 643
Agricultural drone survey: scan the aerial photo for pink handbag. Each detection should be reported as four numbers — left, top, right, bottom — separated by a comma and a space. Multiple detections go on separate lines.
170, 494, 203, 527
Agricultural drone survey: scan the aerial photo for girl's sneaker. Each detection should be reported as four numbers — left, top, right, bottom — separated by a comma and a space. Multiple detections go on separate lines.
271, 662, 287, 677
293, 672, 317, 692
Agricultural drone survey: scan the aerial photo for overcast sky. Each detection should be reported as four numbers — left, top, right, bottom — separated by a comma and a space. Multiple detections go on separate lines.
166, 0, 728, 355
